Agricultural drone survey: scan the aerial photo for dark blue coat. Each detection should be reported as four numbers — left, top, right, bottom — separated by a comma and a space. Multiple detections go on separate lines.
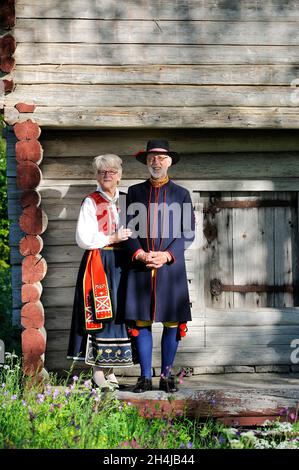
122, 179, 195, 323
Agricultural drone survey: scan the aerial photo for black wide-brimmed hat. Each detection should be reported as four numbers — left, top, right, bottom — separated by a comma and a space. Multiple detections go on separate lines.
134, 139, 180, 165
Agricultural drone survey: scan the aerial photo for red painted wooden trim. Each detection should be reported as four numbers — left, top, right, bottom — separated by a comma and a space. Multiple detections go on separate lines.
21, 282, 43, 303
21, 301, 44, 329
0, 34, 16, 55
3, 79, 14, 93
22, 255, 47, 283
0, 55, 15, 73
19, 206, 48, 235
22, 354, 44, 377
15, 103, 36, 113
20, 190, 42, 209
21, 328, 46, 357
0, 0, 15, 29
16, 140, 43, 164
16, 161, 42, 190
14, 120, 41, 141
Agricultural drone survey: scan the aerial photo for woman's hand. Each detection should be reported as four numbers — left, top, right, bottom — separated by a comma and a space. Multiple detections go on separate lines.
109, 226, 132, 244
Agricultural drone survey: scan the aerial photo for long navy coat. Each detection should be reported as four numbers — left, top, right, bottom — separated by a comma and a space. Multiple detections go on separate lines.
121, 179, 195, 323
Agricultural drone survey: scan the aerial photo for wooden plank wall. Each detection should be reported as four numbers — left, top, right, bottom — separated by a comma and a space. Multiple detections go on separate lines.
7, 127, 299, 372
3, 0, 299, 127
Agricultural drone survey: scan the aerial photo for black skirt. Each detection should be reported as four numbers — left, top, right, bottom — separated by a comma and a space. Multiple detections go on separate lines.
67, 248, 134, 368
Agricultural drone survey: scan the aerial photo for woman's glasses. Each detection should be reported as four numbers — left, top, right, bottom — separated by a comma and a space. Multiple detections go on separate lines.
97, 170, 118, 176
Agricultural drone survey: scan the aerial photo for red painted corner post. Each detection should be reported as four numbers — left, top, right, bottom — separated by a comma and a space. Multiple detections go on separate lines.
14, 118, 49, 384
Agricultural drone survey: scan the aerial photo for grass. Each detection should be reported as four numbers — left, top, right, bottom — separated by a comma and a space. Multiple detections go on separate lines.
1, 353, 299, 449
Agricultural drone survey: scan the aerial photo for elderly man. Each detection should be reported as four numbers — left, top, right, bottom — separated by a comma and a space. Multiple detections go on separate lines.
123, 139, 195, 393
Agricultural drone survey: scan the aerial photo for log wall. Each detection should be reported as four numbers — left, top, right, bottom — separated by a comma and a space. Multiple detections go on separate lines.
3, 0, 299, 128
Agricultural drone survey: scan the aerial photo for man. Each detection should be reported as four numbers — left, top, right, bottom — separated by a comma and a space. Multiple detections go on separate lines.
123, 139, 195, 393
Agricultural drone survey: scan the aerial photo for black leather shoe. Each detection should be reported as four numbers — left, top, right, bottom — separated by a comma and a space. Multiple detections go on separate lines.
159, 375, 179, 393
132, 376, 152, 393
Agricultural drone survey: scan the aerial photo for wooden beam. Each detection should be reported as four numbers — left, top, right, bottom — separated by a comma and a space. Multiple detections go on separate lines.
5, 84, 299, 107
5, 106, 299, 129
15, 0, 299, 21
14, 19, 299, 45
14, 43, 299, 65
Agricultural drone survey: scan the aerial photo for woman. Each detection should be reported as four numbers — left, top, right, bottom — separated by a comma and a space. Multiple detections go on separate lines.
67, 154, 134, 390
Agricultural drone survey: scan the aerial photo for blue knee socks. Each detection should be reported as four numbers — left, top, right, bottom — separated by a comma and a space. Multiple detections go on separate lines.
135, 326, 152, 379
161, 326, 179, 377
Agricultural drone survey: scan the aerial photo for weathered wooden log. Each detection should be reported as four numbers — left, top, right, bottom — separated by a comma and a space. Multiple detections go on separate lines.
0, 34, 16, 55
21, 282, 43, 303
16, 140, 43, 164
0, 55, 15, 72
19, 234, 43, 256
16, 161, 42, 189
22, 255, 47, 283
19, 206, 48, 235
6, 106, 299, 129
20, 190, 41, 208
21, 327, 46, 357
14, 120, 41, 141
21, 300, 44, 328
15, 102, 36, 113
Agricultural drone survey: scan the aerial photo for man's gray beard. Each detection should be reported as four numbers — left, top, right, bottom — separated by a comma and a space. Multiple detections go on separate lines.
148, 167, 168, 179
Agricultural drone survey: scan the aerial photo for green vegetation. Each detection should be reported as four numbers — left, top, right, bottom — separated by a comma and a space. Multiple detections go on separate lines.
0, 355, 298, 449
0, 116, 21, 355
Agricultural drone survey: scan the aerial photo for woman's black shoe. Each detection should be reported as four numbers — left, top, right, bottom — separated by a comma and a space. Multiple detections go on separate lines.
132, 376, 152, 393
159, 375, 178, 393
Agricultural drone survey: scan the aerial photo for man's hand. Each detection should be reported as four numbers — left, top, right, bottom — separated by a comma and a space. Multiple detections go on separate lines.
135, 250, 153, 264
146, 251, 169, 269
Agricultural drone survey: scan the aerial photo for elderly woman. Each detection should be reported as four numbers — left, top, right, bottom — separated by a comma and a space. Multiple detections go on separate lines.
67, 154, 134, 390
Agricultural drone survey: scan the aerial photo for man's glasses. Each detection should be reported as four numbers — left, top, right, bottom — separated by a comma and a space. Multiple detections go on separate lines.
97, 170, 118, 176
147, 155, 169, 163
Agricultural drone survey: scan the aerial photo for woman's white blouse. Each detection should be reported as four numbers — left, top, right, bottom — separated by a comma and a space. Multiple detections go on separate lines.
75, 188, 119, 250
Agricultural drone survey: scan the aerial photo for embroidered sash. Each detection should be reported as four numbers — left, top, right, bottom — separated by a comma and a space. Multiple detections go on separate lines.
82, 191, 116, 331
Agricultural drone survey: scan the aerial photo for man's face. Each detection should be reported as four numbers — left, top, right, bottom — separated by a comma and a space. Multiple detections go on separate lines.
146, 152, 172, 179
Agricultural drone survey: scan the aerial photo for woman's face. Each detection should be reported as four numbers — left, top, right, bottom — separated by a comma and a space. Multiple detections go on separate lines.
96, 167, 120, 192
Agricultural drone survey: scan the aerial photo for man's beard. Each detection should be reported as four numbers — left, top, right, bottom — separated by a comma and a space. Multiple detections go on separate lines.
148, 167, 167, 179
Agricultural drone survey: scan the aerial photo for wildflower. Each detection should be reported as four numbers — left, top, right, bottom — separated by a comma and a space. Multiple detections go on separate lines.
187, 442, 193, 449
3, 365, 10, 370
69, 384, 75, 390
5, 352, 12, 358
65, 388, 71, 396
84, 380, 91, 388
94, 396, 100, 402
22, 400, 27, 407
11, 354, 18, 359
52, 388, 60, 399
127, 401, 132, 406
210, 398, 217, 406
11, 395, 17, 400
37, 393, 45, 404
289, 412, 296, 422
1, 383, 5, 388
72, 375, 79, 382
179, 443, 185, 449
